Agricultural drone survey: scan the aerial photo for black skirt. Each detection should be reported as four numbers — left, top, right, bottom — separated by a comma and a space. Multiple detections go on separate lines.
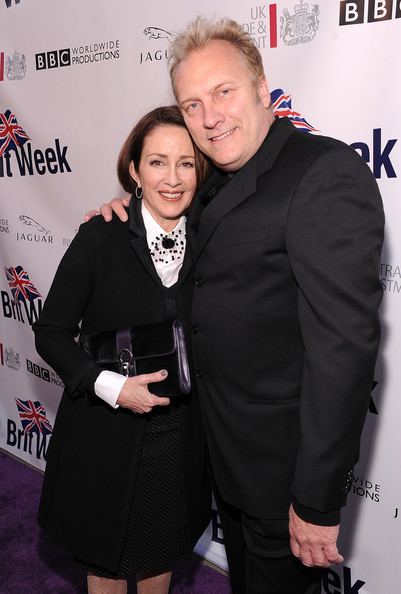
79, 404, 191, 578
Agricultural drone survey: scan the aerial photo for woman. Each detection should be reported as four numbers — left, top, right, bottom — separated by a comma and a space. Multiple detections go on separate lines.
33, 106, 211, 594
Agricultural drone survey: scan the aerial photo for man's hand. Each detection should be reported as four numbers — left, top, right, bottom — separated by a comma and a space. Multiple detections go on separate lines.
289, 504, 344, 568
117, 370, 170, 414
84, 197, 131, 223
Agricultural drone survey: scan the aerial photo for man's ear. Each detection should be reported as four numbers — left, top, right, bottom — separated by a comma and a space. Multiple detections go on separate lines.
258, 75, 271, 109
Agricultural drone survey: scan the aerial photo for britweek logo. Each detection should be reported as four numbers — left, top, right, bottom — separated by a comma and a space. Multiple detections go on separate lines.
380, 262, 401, 293
351, 128, 398, 179
211, 509, 224, 544
1, 265, 42, 326
242, 2, 320, 49
139, 26, 172, 64
322, 566, 366, 594
0, 110, 29, 158
339, 0, 401, 25
6, 399, 52, 461
271, 89, 317, 132
35, 39, 120, 70
0, 111, 71, 177
16, 215, 53, 244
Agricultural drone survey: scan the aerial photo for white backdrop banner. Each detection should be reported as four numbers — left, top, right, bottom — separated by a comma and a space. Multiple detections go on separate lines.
0, 1, 400, 592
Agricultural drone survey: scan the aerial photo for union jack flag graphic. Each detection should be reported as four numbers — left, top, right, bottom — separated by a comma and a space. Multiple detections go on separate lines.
271, 89, 317, 133
4, 265, 41, 303
0, 109, 30, 157
15, 399, 53, 435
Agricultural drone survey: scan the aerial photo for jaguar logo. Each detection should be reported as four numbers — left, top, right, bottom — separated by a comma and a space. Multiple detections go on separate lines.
143, 27, 173, 41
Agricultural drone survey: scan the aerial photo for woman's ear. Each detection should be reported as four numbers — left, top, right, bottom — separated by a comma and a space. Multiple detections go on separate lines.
129, 161, 141, 188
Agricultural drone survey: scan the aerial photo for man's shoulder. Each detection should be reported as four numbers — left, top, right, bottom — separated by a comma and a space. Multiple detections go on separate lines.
288, 128, 350, 155
277, 126, 362, 175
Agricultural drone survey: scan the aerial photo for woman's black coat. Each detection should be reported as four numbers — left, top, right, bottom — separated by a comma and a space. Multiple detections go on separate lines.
33, 199, 211, 573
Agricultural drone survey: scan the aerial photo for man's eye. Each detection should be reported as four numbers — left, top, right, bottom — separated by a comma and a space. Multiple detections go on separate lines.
187, 103, 199, 113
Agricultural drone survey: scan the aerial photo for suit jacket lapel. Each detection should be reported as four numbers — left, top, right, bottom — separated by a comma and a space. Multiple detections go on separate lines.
191, 117, 296, 264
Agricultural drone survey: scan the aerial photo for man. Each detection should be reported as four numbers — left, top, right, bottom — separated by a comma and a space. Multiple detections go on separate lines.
97, 17, 384, 594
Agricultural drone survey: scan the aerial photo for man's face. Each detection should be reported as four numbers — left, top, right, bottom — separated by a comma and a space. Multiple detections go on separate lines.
174, 39, 271, 172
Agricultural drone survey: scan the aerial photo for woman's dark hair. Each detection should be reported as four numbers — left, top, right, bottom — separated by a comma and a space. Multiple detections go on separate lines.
117, 105, 209, 194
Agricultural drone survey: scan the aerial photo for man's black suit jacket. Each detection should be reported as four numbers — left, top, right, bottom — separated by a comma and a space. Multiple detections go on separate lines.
184, 117, 384, 524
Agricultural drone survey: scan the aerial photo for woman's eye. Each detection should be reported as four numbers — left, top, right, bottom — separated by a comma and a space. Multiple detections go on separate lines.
180, 161, 195, 168
149, 160, 163, 166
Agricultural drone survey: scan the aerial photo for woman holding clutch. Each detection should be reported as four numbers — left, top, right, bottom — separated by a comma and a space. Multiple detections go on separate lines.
33, 106, 210, 594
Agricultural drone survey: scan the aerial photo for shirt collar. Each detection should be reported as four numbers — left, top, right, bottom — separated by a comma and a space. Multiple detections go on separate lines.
141, 201, 186, 242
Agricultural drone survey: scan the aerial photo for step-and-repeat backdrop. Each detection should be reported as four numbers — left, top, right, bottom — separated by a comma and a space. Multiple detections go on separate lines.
1, 1, 400, 591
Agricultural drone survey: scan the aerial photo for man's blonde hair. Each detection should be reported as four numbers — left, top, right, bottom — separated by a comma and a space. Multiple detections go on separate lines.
169, 16, 265, 97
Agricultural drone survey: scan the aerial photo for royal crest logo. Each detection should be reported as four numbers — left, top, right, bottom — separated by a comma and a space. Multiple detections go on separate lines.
5, 347, 21, 370
6, 51, 26, 80
143, 27, 172, 41
280, 2, 320, 46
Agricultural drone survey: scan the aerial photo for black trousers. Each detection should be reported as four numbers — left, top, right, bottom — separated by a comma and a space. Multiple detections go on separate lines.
215, 492, 322, 594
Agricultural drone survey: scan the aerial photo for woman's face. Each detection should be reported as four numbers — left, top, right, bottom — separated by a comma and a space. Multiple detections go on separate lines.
129, 124, 197, 232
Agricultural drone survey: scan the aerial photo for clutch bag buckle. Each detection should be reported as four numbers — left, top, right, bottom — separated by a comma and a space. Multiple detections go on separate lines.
118, 348, 136, 377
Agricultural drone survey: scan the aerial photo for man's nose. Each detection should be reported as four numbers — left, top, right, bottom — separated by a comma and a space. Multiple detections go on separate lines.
203, 102, 224, 129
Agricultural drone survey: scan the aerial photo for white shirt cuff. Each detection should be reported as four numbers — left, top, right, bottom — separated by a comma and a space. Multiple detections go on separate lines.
94, 370, 127, 409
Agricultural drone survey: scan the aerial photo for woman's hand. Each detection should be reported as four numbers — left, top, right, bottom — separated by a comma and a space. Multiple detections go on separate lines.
117, 370, 170, 414
84, 197, 131, 223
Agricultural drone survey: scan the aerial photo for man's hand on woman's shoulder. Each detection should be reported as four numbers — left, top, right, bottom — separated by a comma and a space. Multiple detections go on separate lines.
84, 196, 131, 223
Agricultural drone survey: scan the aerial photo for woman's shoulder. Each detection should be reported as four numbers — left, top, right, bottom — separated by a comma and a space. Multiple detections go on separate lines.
79, 208, 131, 238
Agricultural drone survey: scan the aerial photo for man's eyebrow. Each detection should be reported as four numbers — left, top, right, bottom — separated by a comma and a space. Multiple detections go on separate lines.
180, 80, 238, 104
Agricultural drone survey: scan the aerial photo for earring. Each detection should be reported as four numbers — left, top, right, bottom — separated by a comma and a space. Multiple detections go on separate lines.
135, 185, 143, 199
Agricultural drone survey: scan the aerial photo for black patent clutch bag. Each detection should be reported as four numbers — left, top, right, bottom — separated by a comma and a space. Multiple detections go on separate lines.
80, 320, 191, 397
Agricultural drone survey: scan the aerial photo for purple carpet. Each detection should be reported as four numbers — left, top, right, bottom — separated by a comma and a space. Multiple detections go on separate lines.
0, 450, 230, 594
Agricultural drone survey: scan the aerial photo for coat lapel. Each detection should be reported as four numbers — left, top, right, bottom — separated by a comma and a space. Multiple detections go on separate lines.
128, 198, 162, 286
129, 196, 193, 288
191, 117, 297, 264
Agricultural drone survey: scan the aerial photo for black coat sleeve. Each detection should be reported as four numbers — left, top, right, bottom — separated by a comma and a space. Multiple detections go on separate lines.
285, 145, 384, 520
33, 221, 103, 398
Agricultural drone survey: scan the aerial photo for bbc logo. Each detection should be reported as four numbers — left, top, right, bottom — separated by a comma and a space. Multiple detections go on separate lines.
26, 358, 50, 382
35, 48, 71, 70
339, 0, 401, 25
